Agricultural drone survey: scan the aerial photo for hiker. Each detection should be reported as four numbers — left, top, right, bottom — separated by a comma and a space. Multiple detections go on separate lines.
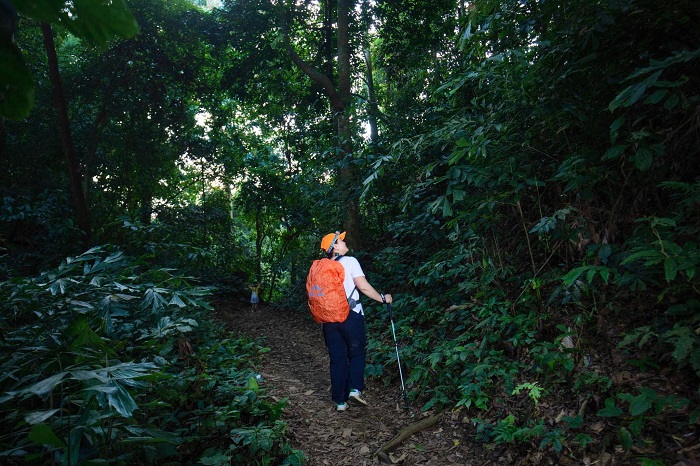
318, 231, 393, 412
249, 283, 261, 310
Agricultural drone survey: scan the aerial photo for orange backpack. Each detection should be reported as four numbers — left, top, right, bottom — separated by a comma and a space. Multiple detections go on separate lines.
306, 257, 353, 323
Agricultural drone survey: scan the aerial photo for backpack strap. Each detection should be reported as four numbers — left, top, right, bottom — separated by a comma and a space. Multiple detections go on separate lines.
347, 285, 358, 302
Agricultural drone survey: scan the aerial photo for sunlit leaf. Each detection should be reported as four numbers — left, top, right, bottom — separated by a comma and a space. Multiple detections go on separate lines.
106, 381, 138, 418
20, 372, 68, 397
25, 409, 61, 425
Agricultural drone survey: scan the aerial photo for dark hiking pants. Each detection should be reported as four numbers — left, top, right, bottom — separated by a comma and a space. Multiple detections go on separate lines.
322, 310, 366, 404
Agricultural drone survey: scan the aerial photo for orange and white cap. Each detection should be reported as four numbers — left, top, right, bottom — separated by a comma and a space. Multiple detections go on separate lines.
320, 231, 346, 252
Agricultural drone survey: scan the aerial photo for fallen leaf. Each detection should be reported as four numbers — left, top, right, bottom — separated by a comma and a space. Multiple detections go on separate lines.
555, 409, 567, 422
590, 422, 605, 433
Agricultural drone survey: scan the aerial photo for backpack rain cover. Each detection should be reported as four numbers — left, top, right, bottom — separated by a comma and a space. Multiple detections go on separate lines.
306, 258, 350, 323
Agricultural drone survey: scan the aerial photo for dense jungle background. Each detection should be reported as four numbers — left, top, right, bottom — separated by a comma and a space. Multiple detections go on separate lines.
1, 0, 698, 464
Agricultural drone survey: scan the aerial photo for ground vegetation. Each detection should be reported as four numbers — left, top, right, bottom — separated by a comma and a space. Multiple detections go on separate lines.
0, 0, 698, 464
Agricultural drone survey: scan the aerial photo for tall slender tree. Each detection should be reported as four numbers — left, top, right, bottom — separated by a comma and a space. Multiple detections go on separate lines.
41, 22, 90, 245
280, 0, 362, 246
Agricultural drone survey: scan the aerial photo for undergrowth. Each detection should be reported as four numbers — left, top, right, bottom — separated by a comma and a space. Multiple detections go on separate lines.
0, 246, 303, 465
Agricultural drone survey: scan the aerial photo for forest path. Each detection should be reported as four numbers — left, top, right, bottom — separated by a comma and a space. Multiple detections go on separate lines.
212, 297, 485, 465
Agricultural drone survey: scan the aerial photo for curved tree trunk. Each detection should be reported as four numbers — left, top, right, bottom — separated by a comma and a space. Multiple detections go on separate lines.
41, 22, 91, 247
282, 0, 362, 248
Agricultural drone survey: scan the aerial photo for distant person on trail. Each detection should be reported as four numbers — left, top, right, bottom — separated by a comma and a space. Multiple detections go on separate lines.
249, 283, 261, 310
318, 231, 393, 413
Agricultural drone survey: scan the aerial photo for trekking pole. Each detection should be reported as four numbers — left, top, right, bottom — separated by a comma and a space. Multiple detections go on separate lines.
387, 303, 409, 409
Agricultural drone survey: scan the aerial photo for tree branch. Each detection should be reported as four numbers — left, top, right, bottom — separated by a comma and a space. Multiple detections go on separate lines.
284, 42, 343, 111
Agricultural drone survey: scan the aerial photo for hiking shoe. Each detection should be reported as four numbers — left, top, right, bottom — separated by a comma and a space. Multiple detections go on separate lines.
336, 402, 348, 412
348, 390, 367, 407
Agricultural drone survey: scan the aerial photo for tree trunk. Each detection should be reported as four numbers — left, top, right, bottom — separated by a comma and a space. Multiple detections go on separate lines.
363, 47, 379, 144
41, 22, 90, 247
283, 0, 362, 248
255, 207, 263, 282
335, 0, 362, 248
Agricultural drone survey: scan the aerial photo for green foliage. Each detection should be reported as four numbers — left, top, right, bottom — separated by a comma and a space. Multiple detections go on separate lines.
1, 0, 138, 120
363, 0, 699, 461
594, 389, 690, 452
2, 0, 699, 461
0, 247, 300, 464
12, 0, 139, 44
512, 382, 543, 407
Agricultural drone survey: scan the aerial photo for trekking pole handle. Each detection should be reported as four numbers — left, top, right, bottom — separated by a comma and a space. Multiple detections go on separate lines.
387, 302, 394, 320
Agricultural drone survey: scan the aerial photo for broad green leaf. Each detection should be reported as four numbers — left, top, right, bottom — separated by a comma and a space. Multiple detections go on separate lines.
25, 409, 60, 425
71, 369, 108, 383
561, 267, 586, 288
622, 249, 663, 265
664, 93, 680, 109
643, 89, 668, 105
11, 0, 64, 24
666, 302, 696, 316
169, 294, 186, 307
618, 427, 632, 450
122, 425, 181, 444
665, 326, 694, 362
643, 69, 663, 87
603, 145, 626, 160
106, 381, 138, 418
562, 415, 583, 428
247, 376, 259, 391
15, 0, 139, 44
107, 361, 158, 380
627, 388, 656, 416
598, 244, 612, 264
21, 372, 68, 396
201, 453, 232, 465
586, 268, 596, 283
664, 257, 678, 282
632, 147, 653, 171
610, 116, 625, 144
442, 197, 453, 217
650, 217, 677, 227
609, 82, 647, 112
659, 240, 682, 255
597, 398, 623, 417
28, 423, 66, 448
84, 384, 118, 394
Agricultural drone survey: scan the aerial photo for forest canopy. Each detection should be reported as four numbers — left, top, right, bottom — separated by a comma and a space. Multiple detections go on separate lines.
0, 0, 698, 464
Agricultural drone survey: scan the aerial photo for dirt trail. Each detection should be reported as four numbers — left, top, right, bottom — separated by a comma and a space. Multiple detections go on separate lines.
212, 297, 483, 465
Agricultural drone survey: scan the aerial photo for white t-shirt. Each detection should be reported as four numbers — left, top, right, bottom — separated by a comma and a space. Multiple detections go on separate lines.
337, 256, 365, 314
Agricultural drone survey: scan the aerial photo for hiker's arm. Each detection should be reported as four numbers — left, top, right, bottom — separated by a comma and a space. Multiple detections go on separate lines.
354, 276, 392, 304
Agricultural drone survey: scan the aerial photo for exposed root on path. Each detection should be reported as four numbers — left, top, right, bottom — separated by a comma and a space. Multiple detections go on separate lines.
375, 411, 445, 463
